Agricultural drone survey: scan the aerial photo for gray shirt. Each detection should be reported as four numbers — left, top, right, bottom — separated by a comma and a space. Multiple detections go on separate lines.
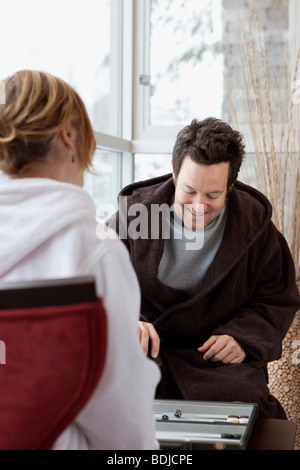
158, 201, 228, 296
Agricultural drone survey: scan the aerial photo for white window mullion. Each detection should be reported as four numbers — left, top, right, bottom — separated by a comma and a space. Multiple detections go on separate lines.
133, 0, 148, 141
121, 0, 135, 187
122, 0, 134, 141
94, 131, 131, 153
110, 0, 123, 137
121, 152, 134, 188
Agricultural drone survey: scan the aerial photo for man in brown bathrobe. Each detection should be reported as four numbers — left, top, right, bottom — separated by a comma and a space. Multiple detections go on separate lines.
107, 117, 300, 419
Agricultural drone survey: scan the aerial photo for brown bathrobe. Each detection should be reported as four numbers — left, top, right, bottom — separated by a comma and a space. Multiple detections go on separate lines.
107, 174, 300, 418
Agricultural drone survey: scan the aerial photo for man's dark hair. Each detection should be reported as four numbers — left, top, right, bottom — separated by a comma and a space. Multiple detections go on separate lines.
172, 117, 246, 188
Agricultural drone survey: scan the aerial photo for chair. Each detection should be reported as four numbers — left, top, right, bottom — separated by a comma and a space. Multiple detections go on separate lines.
0, 276, 107, 450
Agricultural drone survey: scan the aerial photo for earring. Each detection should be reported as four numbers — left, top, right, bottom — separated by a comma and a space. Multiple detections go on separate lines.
71, 155, 75, 163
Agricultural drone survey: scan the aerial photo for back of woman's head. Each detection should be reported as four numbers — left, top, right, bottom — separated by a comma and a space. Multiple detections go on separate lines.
0, 70, 96, 175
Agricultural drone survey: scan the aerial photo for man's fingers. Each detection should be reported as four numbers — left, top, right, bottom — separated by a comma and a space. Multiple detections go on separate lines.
138, 322, 149, 355
198, 335, 246, 364
137, 321, 160, 358
148, 329, 160, 358
198, 336, 217, 353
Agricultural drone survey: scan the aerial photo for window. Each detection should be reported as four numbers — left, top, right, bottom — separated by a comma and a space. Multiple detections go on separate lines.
1, 1, 298, 205
84, 149, 121, 222
1, 0, 124, 210
149, 0, 223, 127
134, 153, 171, 181
133, 0, 294, 154
133, 0, 223, 142
0, 0, 121, 137
134, 152, 259, 188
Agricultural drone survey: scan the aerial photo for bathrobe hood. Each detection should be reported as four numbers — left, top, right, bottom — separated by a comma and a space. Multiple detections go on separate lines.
0, 177, 96, 279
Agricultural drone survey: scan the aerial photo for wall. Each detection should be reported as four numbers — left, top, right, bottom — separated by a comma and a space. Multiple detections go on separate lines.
221, 0, 290, 125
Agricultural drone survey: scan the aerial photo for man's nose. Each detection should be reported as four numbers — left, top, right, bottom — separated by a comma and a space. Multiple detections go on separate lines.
193, 194, 207, 210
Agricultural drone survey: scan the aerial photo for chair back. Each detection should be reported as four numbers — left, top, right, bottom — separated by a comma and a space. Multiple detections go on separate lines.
0, 276, 107, 450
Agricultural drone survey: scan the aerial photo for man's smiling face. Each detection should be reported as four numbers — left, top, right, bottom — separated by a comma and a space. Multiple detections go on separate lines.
173, 155, 230, 230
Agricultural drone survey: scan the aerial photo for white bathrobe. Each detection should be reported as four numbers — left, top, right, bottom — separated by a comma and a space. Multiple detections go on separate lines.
0, 176, 160, 450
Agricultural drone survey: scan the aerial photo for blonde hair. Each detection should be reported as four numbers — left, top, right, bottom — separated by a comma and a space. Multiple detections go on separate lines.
0, 70, 96, 175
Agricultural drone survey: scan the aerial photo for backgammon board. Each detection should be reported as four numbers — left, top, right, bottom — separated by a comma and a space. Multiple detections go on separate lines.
154, 399, 258, 450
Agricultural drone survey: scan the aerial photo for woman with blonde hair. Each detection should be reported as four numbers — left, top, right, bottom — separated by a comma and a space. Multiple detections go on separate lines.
0, 70, 160, 450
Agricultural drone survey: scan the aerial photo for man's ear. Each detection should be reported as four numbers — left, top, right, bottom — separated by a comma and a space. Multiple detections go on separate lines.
171, 161, 176, 181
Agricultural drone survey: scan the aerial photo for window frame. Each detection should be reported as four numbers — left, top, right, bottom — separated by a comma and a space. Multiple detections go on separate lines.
98, 0, 299, 183
132, 0, 186, 149
93, 0, 135, 191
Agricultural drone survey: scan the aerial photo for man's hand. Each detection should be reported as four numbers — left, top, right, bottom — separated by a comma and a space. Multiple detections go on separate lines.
137, 321, 160, 359
198, 335, 246, 364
